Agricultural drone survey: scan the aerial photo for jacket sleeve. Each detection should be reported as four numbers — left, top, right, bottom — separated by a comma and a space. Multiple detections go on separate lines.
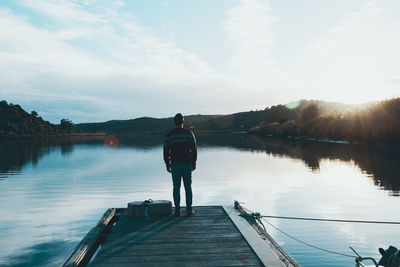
191, 132, 197, 164
163, 136, 170, 166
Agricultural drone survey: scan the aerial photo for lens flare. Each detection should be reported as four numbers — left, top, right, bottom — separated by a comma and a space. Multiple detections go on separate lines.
104, 135, 119, 148
285, 100, 301, 109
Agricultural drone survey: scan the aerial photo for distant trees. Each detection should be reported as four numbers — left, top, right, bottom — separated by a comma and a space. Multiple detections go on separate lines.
0, 101, 76, 138
300, 104, 321, 124
60, 119, 74, 133
250, 98, 400, 144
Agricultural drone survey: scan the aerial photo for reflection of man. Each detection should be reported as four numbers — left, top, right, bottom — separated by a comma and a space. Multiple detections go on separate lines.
163, 113, 197, 217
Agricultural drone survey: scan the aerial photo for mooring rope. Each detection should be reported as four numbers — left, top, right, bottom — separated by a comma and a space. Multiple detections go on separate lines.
261, 215, 400, 225
236, 201, 395, 261
260, 217, 357, 258
236, 202, 358, 259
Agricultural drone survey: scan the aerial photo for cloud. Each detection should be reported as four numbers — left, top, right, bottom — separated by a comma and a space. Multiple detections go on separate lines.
223, 0, 276, 74
160, 1, 169, 8
219, 0, 289, 107
0, 0, 221, 122
297, 0, 400, 102
1, 0, 399, 122
9, 0, 212, 80
0, 7, 112, 81
19, 0, 110, 24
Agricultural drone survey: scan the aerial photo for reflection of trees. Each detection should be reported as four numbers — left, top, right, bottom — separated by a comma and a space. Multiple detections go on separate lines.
118, 133, 400, 195
354, 148, 399, 195
60, 141, 74, 155
247, 135, 400, 196
117, 133, 165, 149
1, 133, 398, 195
0, 140, 54, 174
0, 137, 104, 177
170, 133, 400, 195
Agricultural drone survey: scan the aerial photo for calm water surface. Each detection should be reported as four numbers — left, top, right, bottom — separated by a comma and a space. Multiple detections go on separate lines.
0, 134, 399, 267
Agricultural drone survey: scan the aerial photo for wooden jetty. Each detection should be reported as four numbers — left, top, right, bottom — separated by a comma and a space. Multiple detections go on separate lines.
62, 203, 300, 267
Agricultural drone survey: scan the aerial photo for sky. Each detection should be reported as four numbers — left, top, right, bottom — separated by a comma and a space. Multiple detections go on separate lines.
0, 0, 399, 123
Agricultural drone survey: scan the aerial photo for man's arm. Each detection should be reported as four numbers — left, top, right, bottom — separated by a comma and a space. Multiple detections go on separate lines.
190, 132, 197, 170
163, 138, 171, 172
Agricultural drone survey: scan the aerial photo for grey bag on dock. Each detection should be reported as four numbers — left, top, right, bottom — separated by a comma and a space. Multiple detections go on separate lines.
127, 200, 172, 218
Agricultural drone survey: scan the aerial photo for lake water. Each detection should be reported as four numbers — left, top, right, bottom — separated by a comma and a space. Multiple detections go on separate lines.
0, 134, 399, 267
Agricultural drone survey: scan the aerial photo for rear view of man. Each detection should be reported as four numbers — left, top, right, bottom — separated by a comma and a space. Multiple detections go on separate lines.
163, 113, 197, 217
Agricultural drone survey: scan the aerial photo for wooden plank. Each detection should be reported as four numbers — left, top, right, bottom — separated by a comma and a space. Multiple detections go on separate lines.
109, 226, 240, 234
224, 205, 286, 267
111, 221, 232, 229
101, 235, 244, 245
100, 240, 249, 252
100, 235, 244, 246
111, 225, 238, 233
105, 231, 243, 240
94, 252, 259, 263
61, 208, 118, 267
92, 257, 262, 267
176, 208, 226, 216
114, 216, 231, 227
100, 240, 249, 251
115, 218, 232, 226
98, 243, 252, 257
113, 216, 233, 228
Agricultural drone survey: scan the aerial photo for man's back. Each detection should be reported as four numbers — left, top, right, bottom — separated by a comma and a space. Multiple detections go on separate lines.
164, 127, 197, 165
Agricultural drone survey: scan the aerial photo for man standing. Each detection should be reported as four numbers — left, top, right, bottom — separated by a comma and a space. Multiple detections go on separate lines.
163, 113, 197, 217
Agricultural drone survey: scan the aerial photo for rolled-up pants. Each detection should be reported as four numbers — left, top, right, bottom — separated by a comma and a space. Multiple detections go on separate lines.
171, 163, 193, 209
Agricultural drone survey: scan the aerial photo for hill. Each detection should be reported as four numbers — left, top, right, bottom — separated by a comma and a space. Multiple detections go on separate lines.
75, 99, 365, 133
76, 115, 222, 134
2, 98, 399, 145
249, 98, 400, 144
75, 98, 400, 145
0, 100, 74, 138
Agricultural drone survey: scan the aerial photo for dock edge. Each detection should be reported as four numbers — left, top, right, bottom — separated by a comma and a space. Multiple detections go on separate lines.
61, 208, 123, 267
224, 203, 301, 267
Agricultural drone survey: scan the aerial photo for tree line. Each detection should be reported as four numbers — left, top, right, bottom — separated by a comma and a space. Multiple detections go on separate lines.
4, 97, 398, 145
0, 100, 74, 138
249, 98, 400, 145
76, 97, 400, 145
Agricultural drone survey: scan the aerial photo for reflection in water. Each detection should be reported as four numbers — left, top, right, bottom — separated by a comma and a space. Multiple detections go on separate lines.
0, 137, 104, 179
3, 241, 74, 267
120, 133, 400, 195
1, 133, 399, 195
193, 134, 399, 195
247, 135, 400, 196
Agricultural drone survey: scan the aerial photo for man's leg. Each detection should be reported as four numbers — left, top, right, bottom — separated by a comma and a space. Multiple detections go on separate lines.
171, 164, 182, 211
182, 163, 193, 215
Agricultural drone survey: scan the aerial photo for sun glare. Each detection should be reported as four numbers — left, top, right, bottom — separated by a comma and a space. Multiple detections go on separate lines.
104, 135, 119, 148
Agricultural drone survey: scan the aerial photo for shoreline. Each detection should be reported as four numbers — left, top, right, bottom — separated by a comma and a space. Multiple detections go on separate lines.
247, 131, 400, 148
1, 130, 399, 148
0, 132, 106, 140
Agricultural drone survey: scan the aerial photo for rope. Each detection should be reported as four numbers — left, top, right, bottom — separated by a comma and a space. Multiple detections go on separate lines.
261, 215, 400, 225
257, 218, 266, 232
261, 217, 356, 258
234, 202, 391, 259
239, 210, 356, 258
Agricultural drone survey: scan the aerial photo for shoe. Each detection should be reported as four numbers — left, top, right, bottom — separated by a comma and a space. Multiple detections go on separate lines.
174, 208, 181, 217
186, 208, 195, 217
